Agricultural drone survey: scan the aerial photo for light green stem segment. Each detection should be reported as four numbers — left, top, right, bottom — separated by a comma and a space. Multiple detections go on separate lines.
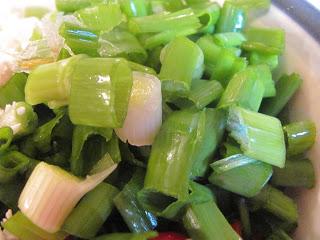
128, 8, 201, 33
242, 27, 285, 54
209, 154, 273, 197
283, 121, 316, 156
75, 3, 123, 31
2, 211, 67, 240
138, 109, 206, 214
249, 185, 298, 223
25, 55, 86, 106
159, 37, 204, 101
261, 73, 302, 116
227, 106, 286, 168
69, 58, 133, 128
183, 200, 240, 240
62, 183, 119, 239
92, 232, 158, 240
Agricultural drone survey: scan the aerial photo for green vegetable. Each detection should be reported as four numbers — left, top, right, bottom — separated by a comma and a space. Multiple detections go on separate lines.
249, 185, 298, 223
63, 183, 119, 239
0, 102, 38, 137
213, 32, 246, 47
283, 121, 316, 156
261, 73, 302, 116
159, 37, 204, 101
0, 179, 25, 210
271, 158, 315, 188
55, 0, 93, 12
99, 29, 147, 63
128, 8, 201, 34
138, 109, 205, 215
183, 200, 240, 240
69, 58, 133, 128
24, 6, 50, 18
25, 54, 86, 105
3, 211, 67, 240
120, 0, 149, 17
75, 3, 123, 31
227, 106, 286, 168
238, 198, 251, 239
249, 52, 279, 70
114, 169, 157, 232
0, 73, 27, 108
0, 127, 13, 153
242, 27, 285, 54
216, 1, 246, 33
209, 154, 273, 197
267, 228, 292, 240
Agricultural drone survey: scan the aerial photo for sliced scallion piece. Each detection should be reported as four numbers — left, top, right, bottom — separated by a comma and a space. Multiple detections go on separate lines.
227, 106, 286, 168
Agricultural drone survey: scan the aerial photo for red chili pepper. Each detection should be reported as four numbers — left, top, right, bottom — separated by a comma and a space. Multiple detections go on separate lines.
231, 220, 242, 237
151, 232, 188, 240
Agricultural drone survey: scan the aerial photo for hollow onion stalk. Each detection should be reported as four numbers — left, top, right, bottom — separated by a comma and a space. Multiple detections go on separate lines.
183, 200, 240, 240
120, 0, 149, 17
115, 71, 162, 146
159, 37, 204, 101
18, 154, 117, 233
128, 8, 201, 34
261, 73, 302, 116
92, 232, 158, 240
69, 58, 133, 128
283, 121, 316, 156
2, 211, 67, 240
227, 106, 286, 168
75, 3, 123, 31
209, 154, 273, 197
62, 183, 119, 238
0, 127, 13, 153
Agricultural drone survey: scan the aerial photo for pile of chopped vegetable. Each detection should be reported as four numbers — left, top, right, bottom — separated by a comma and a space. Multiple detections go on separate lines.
0, 0, 316, 239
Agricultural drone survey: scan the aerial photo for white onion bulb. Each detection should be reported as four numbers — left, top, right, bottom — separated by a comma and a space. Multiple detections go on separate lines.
116, 71, 162, 146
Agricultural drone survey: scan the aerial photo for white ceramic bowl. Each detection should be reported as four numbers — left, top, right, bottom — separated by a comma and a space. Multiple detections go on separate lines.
1, 0, 320, 239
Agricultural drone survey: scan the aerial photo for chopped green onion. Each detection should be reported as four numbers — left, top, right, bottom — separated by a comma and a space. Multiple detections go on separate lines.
142, 27, 199, 50
230, 0, 271, 11
0, 102, 38, 137
69, 58, 133, 128
99, 29, 147, 64
261, 73, 302, 116
271, 158, 315, 188
24, 6, 50, 18
217, 66, 265, 111
127, 61, 157, 75
60, 23, 100, 56
0, 151, 32, 183
227, 106, 286, 168
242, 27, 285, 54
115, 71, 162, 146
114, 169, 157, 232
33, 109, 65, 153
174, 79, 223, 110
283, 121, 316, 156
120, 0, 149, 17
249, 52, 279, 70
92, 232, 158, 240
267, 228, 292, 240
70, 125, 113, 176
138, 109, 205, 214
0, 73, 27, 108
213, 32, 246, 48
159, 37, 204, 101
191, 108, 226, 177
0, 179, 25, 210
25, 54, 86, 105
18, 155, 117, 233
209, 154, 273, 197
183, 200, 240, 240
75, 3, 123, 31
191, 2, 221, 34
55, 0, 92, 12
216, 1, 246, 33
0, 127, 13, 153
249, 185, 298, 223
220, 139, 242, 158
62, 183, 119, 238
3, 211, 67, 240
128, 8, 201, 34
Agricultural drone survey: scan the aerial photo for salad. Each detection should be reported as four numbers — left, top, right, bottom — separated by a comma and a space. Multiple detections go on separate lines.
0, 0, 317, 239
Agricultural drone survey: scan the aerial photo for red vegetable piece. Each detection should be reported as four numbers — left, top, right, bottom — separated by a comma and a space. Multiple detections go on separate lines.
151, 232, 187, 240
231, 220, 242, 237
